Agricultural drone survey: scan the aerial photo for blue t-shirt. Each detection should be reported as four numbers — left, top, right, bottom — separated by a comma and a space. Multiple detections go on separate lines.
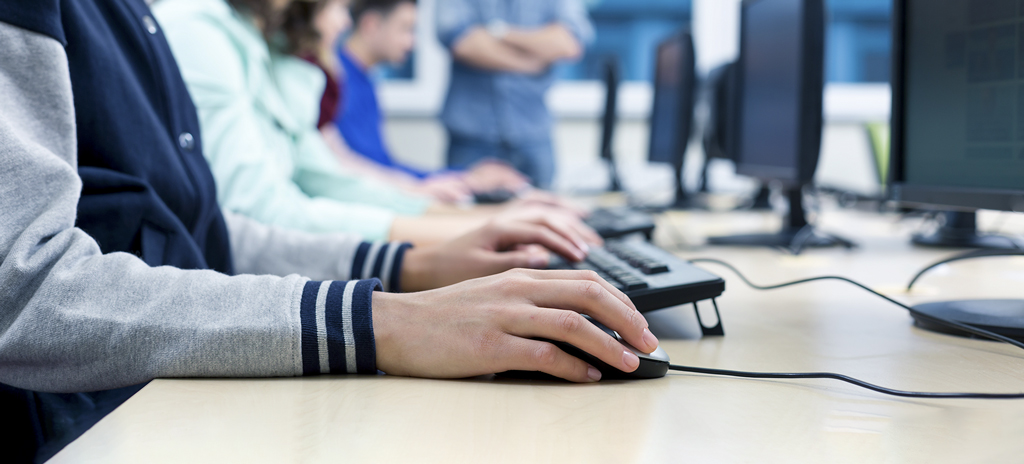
335, 49, 428, 178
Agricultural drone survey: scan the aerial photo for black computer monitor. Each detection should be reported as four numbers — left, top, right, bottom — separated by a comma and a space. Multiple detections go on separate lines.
703, 62, 739, 164
708, 0, 852, 252
600, 57, 622, 191
648, 31, 698, 208
703, 61, 772, 208
891, 0, 1024, 250
890, 0, 1024, 340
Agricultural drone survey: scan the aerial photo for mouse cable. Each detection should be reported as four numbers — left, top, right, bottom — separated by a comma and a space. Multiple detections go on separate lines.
666, 258, 1024, 400
665, 364, 1024, 399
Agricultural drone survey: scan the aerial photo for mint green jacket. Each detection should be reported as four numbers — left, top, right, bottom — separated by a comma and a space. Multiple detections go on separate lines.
153, 0, 429, 240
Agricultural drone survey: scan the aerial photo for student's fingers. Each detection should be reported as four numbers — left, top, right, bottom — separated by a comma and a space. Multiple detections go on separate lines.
424, 178, 473, 203
490, 245, 550, 270
524, 191, 590, 218
512, 269, 638, 313
508, 206, 599, 246
509, 271, 655, 353
500, 336, 601, 383
524, 276, 651, 348
504, 308, 640, 374
555, 215, 603, 246
529, 215, 598, 256
440, 185, 473, 203
489, 221, 586, 262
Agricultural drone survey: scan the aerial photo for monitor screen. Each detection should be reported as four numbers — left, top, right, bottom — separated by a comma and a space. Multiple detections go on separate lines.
899, 0, 1024, 194
648, 34, 693, 165
736, 0, 806, 182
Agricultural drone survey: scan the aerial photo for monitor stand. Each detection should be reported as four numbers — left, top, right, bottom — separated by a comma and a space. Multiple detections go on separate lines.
911, 299, 1024, 343
607, 158, 622, 192
696, 162, 770, 211
663, 159, 706, 210
912, 211, 1021, 250
707, 187, 855, 254
668, 178, 705, 209
748, 185, 772, 211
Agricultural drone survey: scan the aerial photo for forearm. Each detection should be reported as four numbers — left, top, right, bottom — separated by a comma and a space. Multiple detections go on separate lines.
502, 24, 583, 64
451, 27, 547, 74
2, 246, 305, 392
389, 215, 487, 246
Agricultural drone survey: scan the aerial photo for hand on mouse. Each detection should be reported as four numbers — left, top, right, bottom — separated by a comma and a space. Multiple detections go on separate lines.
373, 269, 661, 383
400, 217, 594, 292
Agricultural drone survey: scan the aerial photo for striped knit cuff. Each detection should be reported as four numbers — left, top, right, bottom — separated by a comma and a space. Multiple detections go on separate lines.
299, 279, 380, 376
350, 242, 413, 292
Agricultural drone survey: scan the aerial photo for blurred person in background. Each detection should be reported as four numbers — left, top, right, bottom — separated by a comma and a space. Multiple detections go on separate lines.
328, 0, 530, 201
436, 0, 594, 190
289, 0, 491, 204
153, 0, 593, 244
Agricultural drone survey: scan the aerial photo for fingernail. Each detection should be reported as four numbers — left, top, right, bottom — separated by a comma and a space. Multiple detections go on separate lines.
622, 350, 640, 371
587, 366, 602, 382
642, 328, 659, 350
578, 241, 590, 253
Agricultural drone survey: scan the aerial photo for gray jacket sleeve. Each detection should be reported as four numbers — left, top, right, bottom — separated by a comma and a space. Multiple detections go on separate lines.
224, 210, 411, 291
0, 23, 398, 393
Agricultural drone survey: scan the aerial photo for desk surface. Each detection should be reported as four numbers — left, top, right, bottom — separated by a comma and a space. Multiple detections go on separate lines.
52, 208, 1024, 463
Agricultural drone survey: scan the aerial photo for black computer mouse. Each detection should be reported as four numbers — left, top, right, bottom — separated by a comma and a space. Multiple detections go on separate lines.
499, 315, 670, 381
472, 189, 517, 205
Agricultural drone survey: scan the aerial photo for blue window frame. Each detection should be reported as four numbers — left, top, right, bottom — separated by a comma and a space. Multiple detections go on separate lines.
559, 0, 693, 81
826, 0, 892, 83
377, 0, 893, 84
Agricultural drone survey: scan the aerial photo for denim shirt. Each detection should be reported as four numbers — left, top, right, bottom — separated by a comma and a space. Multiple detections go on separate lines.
436, 0, 594, 143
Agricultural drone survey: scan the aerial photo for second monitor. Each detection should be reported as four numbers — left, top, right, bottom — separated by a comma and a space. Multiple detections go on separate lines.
708, 0, 852, 252
648, 31, 699, 209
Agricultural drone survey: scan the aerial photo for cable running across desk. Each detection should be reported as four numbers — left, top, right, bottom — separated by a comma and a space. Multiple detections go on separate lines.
689, 258, 1024, 351
669, 258, 1024, 400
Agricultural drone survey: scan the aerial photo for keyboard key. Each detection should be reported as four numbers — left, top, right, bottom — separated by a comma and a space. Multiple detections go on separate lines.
621, 280, 648, 291
640, 262, 670, 275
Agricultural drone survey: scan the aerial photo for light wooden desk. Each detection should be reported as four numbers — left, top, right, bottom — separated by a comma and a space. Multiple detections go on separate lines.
52, 209, 1024, 463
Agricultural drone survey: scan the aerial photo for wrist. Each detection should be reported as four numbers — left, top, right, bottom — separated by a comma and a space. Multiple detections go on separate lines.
371, 290, 406, 376
399, 247, 435, 292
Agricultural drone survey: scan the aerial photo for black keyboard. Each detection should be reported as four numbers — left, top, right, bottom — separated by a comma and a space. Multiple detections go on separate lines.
549, 239, 725, 314
585, 207, 656, 240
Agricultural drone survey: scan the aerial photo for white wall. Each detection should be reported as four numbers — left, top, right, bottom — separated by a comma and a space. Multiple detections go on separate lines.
385, 117, 885, 197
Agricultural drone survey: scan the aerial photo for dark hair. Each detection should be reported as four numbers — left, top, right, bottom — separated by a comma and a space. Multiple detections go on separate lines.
281, 0, 327, 56
226, 0, 324, 56
350, 0, 416, 25
227, 0, 284, 38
